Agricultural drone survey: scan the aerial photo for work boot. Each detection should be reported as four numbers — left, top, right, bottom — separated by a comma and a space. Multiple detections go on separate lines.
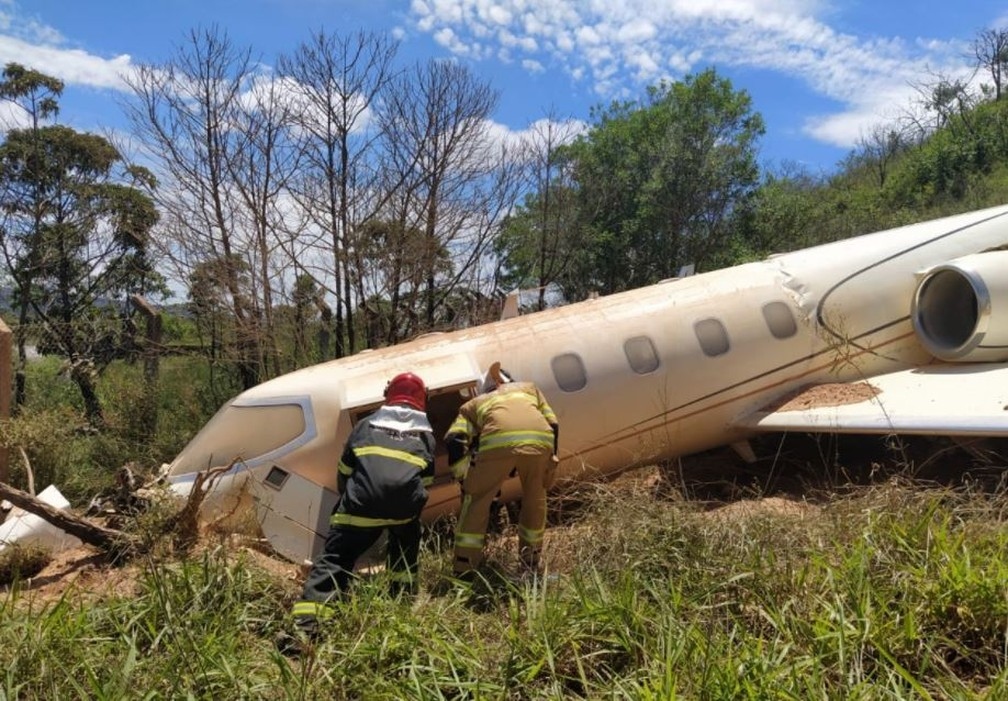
275, 617, 319, 657
519, 546, 541, 576
275, 629, 312, 657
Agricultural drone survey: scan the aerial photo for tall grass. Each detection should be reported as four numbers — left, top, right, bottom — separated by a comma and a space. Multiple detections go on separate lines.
1, 472, 1005, 699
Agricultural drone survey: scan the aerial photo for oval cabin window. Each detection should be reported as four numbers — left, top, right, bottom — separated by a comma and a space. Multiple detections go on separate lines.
694, 318, 730, 357
762, 301, 798, 339
623, 336, 660, 374
551, 352, 588, 392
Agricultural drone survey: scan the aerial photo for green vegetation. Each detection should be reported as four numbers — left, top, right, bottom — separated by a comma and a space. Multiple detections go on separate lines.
0, 63, 162, 425
0, 475, 1005, 699
0, 544, 50, 587
0, 354, 236, 505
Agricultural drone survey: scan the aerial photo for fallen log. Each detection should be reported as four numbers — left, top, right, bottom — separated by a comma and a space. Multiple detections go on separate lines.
0, 481, 140, 558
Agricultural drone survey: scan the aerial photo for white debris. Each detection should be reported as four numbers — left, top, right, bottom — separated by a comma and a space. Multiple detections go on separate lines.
0, 485, 83, 553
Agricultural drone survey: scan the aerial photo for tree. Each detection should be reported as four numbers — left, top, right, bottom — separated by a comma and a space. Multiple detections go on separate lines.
378, 59, 519, 336
354, 217, 449, 342
495, 184, 582, 306
290, 272, 328, 366
496, 114, 584, 309
0, 63, 160, 424
973, 28, 1008, 101
279, 30, 399, 357
228, 71, 300, 377
0, 63, 63, 410
560, 69, 764, 296
742, 163, 830, 253
854, 123, 908, 188
125, 26, 267, 390
909, 72, 975, 137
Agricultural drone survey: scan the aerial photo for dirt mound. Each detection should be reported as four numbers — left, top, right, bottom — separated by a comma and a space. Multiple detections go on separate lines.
705, 495, 819, 523
7, 546, 140, 607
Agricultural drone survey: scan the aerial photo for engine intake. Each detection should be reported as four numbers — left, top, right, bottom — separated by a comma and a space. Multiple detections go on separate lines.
911, 250, 1008, 362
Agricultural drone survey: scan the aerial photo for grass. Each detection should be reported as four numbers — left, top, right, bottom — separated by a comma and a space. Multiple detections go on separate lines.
1, 467, 1006, 700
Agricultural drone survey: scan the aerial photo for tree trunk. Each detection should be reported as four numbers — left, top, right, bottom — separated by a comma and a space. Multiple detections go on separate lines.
70, 361, 105, 427
130, 294, 162, 439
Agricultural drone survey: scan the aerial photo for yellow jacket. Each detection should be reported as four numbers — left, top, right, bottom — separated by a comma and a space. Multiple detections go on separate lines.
445, 382, 558, 477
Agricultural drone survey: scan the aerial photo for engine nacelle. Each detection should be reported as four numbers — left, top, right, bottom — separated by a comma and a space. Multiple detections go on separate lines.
911, 250, 1008, 362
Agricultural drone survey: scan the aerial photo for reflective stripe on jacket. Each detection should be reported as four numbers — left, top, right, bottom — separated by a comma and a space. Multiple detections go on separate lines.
446, 381, 557, 458
336, 404, 436, 523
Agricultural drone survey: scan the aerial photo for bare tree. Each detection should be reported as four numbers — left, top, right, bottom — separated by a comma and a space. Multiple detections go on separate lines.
278, 29, 398, 357
519, 112, 582, 310
124, 26, 264, 388
973, 27, 1008, 101
228, 72, 301, 376
378, 59, 519, 335
855, 122, 907, 188
918, 72, 975, 135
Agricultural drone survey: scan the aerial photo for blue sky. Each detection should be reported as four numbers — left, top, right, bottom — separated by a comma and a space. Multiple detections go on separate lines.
3, 0, 1007, 174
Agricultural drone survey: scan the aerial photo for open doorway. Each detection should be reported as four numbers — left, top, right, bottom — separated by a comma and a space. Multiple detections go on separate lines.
426, 383, 477, 484
348, 381, 477, 486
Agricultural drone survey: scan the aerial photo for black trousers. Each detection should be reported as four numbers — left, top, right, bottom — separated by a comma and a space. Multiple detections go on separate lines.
300, 518, 422, 609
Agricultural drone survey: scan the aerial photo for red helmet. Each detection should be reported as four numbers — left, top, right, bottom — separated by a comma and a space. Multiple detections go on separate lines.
384, 372, 427, 411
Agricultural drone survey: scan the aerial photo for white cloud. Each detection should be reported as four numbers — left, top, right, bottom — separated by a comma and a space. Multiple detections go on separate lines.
0, 97, 28, 129
616, 19, 657, 44
480, 115, 588, 155
521, 58, 544, 73
484, 3, 512, 26
0, 3, 133, 92
0, 35, 132, 90
407, 0, 979, 150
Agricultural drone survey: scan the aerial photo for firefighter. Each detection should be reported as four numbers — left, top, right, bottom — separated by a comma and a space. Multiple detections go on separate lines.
445, 364, 559, 577
289, 371, 435, 639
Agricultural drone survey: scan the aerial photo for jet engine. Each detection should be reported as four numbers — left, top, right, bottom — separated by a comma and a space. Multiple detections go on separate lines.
911, 250, 1008, 362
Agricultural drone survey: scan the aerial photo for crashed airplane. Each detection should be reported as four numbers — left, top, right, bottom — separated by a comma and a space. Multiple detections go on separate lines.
164, 204, 1008, 563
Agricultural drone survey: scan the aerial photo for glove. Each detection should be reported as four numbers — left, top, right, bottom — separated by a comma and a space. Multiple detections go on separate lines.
545, 454, 559, 490
450, 457, 470, 482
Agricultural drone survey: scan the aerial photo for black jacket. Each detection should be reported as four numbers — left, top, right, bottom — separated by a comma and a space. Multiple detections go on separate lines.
336, 404, 436, 522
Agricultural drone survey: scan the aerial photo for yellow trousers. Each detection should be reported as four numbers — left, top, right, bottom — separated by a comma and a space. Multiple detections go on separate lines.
453, 447, 552, 574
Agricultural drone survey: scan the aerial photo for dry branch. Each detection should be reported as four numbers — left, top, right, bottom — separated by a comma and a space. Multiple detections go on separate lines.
17, 447, 34, 496
164, 461, 237, 551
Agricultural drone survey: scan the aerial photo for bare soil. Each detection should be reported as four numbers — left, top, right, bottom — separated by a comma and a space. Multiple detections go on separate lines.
765, 381, 880, 411
2, 534, 303, 610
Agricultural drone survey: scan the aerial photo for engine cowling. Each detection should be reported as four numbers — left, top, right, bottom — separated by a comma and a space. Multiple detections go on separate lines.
911, 250, 1008, 362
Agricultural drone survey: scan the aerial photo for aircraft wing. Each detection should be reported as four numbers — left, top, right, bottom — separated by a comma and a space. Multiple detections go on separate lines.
734, 362, 1008, 437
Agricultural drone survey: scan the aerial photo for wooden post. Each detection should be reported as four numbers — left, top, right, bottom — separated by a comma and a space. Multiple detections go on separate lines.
0, 316, 10, 484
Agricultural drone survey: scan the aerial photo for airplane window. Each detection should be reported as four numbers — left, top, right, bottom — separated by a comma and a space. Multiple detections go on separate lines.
762, 301, 798, 339
551, 352, 588, 392
694, 318, 730, 357
624, 336, 660, 374
172, 402, 307, 472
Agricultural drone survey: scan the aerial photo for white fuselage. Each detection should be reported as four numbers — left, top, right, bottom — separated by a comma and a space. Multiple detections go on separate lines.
166, 205, 1008, 561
